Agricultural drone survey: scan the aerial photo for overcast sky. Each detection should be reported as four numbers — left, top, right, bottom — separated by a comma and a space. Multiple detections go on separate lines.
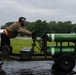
0, 0, 76, 26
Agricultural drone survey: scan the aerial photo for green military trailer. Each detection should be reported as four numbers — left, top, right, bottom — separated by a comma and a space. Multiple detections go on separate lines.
0, 33, 76, 72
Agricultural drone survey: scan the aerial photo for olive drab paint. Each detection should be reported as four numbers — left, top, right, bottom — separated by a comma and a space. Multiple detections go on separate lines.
47, 34, 76, 42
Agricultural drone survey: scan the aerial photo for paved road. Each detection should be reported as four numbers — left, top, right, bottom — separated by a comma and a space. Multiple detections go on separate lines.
0, 61, 76, 75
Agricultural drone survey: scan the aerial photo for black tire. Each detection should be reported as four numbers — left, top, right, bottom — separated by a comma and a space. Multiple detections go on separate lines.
58, 54, 75, 72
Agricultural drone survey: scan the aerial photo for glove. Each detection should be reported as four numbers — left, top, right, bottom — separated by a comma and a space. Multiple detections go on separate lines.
32, 32, 36, 39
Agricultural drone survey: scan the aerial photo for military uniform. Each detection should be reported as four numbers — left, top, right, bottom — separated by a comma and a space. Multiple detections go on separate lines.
1, 22, 31, 46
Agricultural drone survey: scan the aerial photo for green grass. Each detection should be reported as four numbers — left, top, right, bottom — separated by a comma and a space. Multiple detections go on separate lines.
11, 39, 74, 54
11, 39, 32, 54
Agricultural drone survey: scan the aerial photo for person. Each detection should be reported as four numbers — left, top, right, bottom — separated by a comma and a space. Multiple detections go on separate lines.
1, 17, 32, 46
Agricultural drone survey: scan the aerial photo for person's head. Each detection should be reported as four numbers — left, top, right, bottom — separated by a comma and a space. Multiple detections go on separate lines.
19, 17, 26, 26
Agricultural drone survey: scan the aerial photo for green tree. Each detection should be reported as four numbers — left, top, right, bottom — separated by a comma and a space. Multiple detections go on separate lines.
1, 20, 74, 33
71, 24, 76, 33
1, 22, 14, 29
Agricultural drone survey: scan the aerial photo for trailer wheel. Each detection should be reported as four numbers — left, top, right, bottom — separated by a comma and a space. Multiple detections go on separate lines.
58, 54, 75, 72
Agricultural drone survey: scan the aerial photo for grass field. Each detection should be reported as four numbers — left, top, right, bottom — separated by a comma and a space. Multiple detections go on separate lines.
10, 38, 74, 54
11, 39, 32, 54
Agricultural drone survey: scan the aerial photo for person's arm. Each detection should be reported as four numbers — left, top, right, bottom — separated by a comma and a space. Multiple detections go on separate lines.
16, 26, 32, 36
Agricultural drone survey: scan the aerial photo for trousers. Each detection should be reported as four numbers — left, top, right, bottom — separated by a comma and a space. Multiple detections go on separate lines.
1, 33, 10, 46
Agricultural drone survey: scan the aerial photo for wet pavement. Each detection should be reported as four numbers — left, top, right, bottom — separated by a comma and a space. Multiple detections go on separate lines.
0, 61, 76, 75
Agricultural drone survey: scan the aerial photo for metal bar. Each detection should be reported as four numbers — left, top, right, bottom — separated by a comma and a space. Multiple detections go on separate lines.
60, 42, 62, 54
68, 41, 70, 46
56, 42, 58, 46
31, 40, 36, 57
19, 58, 55, 61
74, 41, 76, 58
44, 34, 47, 58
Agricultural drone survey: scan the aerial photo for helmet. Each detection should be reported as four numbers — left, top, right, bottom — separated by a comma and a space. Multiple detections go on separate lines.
19, 17, 26, 22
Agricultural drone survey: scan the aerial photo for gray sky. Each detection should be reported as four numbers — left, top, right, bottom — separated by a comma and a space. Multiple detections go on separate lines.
0, 0, 76, 26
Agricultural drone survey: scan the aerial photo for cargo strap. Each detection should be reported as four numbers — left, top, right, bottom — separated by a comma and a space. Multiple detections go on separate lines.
4, 29, 9, 36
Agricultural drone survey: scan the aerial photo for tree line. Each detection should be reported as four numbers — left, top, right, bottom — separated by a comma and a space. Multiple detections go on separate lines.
1, 20, 76, 33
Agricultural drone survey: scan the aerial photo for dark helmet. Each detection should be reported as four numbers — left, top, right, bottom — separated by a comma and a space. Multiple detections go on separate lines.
19, 17, 26, 22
